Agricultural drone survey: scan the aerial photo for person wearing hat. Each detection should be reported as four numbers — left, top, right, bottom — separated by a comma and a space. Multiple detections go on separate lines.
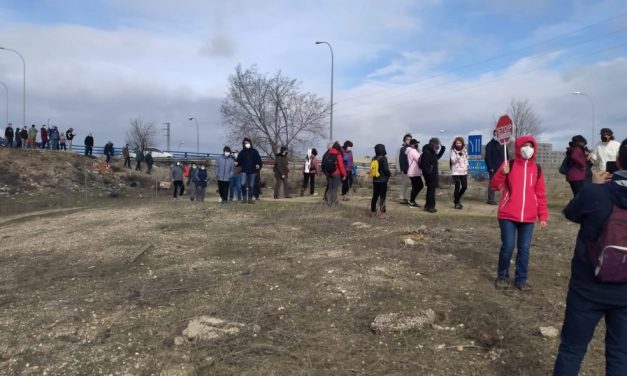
405, 139, 423, 208
273, 145, 291, 199
594, 128, 621, 172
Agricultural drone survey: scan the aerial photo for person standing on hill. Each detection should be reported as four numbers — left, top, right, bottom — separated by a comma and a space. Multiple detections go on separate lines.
273, 145, 291, 199
491, 135, 548, 291
553, 138, 627, 376
28, 125, 37, 149
594, 128, 621, 172
370, 144, 392, 217
405, 139, 423, 208
19, 126, 28, 149
420, 137, 446, 213
40, 125, 48, 149
485, 130, 504, 205
565, 135, 589, 197
216, 146, 235, 204
229, 150, 243, 202
341, 140, 354, 201
134, 147, 144, 171
195, 164, 209, 202
104, 141, 114, 163
235, 137, 263, 204
450, 137, 469, 210
301, 148, 320, 196
48, 126, 59, 150
59, 131, 66, 150
187, 163, 198, 201
145, 151, 154, 174
396, 133, 413, 204
122, 144, 131, 168
84, 133, 94, 156
171, 162, 185, 199
4, 123, 14, 148
323, 141, 347, 206
65, 128, 75, 150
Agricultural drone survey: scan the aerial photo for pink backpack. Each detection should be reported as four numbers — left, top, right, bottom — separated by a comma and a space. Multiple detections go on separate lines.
588, 205, 627, 283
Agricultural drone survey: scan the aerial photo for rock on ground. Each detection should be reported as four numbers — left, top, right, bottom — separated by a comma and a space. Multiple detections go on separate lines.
539, 326, 560, 338
182, 316, 244, 342
371, 309, 436, 333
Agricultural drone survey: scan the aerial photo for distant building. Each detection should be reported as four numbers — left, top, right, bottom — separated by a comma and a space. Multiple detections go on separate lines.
536, 143, 564, 168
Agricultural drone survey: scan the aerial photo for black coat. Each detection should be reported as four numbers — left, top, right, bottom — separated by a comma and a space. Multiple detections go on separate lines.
4, 127, 14, 140
85, 136, 94, 147
484, 138, 504, 172
372, 144, 392, 183
420, 144, 446, 180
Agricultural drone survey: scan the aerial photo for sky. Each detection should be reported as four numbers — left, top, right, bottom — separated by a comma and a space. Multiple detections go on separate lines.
0, 0, 626, 157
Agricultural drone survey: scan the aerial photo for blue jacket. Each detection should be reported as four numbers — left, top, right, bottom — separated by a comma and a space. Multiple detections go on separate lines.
563, 170, 627, 306
236, 148, 262, 174
216, 155, 235, 181
484, 138, 504, 172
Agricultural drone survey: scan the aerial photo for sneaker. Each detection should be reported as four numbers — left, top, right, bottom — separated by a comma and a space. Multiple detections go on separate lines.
341, 196, 350, 201
408, 201, 420, 208
516, 282, 532, 292
424, 207, 437, 213
454, 203, 463, 210
399, 199, 410, 205
486, 200, 497, 205
494, 278, 510, 290
380, 205, 386, 213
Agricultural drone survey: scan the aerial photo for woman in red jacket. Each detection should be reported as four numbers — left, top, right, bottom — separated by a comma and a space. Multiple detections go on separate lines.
565, 135, 589, 197
491, 135, 549, 291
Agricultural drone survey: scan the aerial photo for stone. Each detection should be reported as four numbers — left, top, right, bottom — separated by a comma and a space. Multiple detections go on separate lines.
404, 238, 416, 246
539, 326, 560, 338
173, 336, 185, 346
182, 316, 244, 342
371, 309, 436, 333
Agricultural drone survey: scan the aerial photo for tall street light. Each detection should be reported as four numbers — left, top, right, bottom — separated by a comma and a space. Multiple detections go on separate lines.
572, 91, 595, 144
0, 47, 26, 128
0, 81, 8, 127
315, 41, 334, 141
188, 117, 200, 154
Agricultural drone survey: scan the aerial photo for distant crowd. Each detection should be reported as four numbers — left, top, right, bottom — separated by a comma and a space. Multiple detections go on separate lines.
3, 123, 76, 150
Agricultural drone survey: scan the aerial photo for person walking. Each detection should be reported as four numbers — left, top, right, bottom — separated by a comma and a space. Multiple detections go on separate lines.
4, 123, 14, 148
229, 150, 243, 202
369, 144, 392, 217
450, 137, 469, 209
187, 163, 198, 201
134, 147, 144, 171
28, 124, 38, 149
84, 133, 94, 156
235, 137, 263, 204
322, 141, 347, 206
195, 164, 209, 202
145, 151, 154, 175
491, 135, 549, 291
485, 130, 504, 205
405, 139, 423, 208
65, 128, 75, 150
420, 137, 446, 213
553, 138, 627, 376
341, 141, 354, 201
301, 148, 320, 196
59, 131, 66, 150
171, 162, 185, 199
122, 144, 131, 168
273, 146, 291, 199
565, 135, 589, 197
40, 125, 48, 149
594, 128, 621, 172
216, 146, 235, 204
396, 133, 413, 204
103, 141, 114, 163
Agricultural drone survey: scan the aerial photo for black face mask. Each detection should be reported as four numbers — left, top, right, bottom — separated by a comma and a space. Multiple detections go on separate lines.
602, 135, 610, 142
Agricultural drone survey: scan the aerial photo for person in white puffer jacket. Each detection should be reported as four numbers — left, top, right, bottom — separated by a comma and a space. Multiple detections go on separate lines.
450, 136, 469, 209
594, 128, 621, 172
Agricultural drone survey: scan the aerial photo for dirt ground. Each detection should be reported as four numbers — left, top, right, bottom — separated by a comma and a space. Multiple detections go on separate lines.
0, 151, 606, 376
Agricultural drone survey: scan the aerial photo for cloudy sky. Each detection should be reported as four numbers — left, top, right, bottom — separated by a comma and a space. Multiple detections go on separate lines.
1, 0, 626, 156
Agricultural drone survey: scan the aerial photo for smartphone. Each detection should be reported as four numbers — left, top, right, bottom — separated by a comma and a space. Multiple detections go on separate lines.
606, 161, 618, 174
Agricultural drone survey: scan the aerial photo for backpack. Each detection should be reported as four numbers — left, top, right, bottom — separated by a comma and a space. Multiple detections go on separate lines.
588, 205, 627, 283
369, 157, 381, 178
321, 151, 337, 174
558, 156, 570, 175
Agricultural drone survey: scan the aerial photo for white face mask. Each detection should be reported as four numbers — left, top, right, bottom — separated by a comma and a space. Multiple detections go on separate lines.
244, 143, 251, 149
346, 147, 352, 151
201, 166, 206, 170
520, 146, 534, 160
233, 153, 238, 158
224, 152, 231, 157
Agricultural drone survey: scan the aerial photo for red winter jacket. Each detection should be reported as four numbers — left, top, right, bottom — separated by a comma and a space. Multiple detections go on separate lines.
328, 148, 347, 178
490, 135, 549, 224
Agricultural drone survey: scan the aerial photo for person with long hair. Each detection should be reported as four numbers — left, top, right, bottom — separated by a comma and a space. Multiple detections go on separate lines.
450, 137, 469, 209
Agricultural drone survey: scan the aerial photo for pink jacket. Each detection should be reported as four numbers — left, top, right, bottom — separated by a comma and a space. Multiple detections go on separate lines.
450, 148, 469, 176
405, 147, 422, 177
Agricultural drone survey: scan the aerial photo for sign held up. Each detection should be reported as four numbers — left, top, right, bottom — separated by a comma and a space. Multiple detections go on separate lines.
495, 115, 514, 145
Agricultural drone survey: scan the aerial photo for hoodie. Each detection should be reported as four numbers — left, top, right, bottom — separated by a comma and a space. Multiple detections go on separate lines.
420, 143, 446, 179
563, 170, 627, 305
236, 139, 263, 174
372, 144, 392, 183
490, 135, 549, 223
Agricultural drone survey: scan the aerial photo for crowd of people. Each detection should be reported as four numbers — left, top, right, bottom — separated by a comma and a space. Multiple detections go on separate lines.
3, 123, 75, 150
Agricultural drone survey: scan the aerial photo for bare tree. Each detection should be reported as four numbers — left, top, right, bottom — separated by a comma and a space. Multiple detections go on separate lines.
126, 118, 156, 150
220, 64, 329, 156
507, 98, 542, 138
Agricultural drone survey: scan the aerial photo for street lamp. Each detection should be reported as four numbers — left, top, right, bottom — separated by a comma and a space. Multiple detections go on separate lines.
0, 47, 26, 128
572, 91, 595, 144
177, 141, 185, 151
0, 81, 8, 127
188, 117, 199, 154
315, 41, 334, 140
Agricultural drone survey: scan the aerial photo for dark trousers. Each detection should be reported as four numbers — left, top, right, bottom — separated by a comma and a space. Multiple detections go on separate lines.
124, 157, 131, 168
487, 171, 497, 202
146, 163, 153, 175
218, 180, 230, 202
409, 176, 424, 203
424, 175, 437, 209
105, 152, 112, 163
84, 146, 92, 156
135, 161, 142, 171
60, 142, 66, 150
173, 180, 184, 198
569, 180, 586, 197
341, 171, 353, 195
554, 289, 627, 376
6, 138, 13, 148
371, 181, 388, 212
41, 140, 48, 149
453, 175, 468, 204
274, 176, 290, 198
325, 175, 341, 206
302, 173, 316, 195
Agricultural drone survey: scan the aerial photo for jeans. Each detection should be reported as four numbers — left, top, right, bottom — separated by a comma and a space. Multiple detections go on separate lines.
453, 175, 468, 204
569, 180, 586, 198
196, 186, 206, 201
554, 289, 627, 376
50, 140, 59, 150
497, 220, 535, 285
371, 181, 388, 212
188, 181, 197, 200
85, 146, 92, 156
409, 176, 423, 203
217, 180, 230, 202
302, 173, 316, 195
60, 142, 66, 150
242, 172, 257, 201
325, 175, 341, 206
229, 174, 242, 201
341, 171, 353, 196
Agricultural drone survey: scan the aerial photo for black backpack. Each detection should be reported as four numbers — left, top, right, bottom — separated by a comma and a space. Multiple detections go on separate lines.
321, 151, 337, 174
558, 155, 570, 175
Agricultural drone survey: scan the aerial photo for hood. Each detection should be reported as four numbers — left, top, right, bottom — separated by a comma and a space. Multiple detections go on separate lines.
374, 144, 386, 156
422, 144, 432, 153
610, 170, 627, 209
242, 137, 253, 148
514, 135, 537, 161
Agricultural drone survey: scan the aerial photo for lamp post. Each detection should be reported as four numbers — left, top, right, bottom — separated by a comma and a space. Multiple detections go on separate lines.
0, 81, 8, 127
315, 41, 334, 140
177, 141, 185, 151
187, 117, 199, 154
572, 91, 595, 143
0, 47, 26, 128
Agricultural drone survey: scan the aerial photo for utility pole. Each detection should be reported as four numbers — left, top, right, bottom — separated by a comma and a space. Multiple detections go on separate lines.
162, 122, 171, 151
